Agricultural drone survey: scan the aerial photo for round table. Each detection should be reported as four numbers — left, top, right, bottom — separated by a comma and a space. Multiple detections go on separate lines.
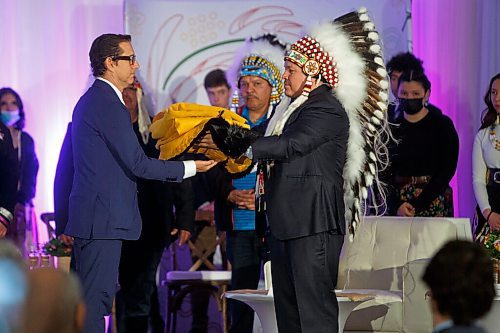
224, 290, 374, 333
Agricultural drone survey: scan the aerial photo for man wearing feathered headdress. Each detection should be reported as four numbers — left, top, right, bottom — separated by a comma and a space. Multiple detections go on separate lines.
211, 34, 288, 333
198, 9, 390, 332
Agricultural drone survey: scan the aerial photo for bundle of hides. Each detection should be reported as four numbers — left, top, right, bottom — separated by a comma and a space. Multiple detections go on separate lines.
150, 102, 258, 175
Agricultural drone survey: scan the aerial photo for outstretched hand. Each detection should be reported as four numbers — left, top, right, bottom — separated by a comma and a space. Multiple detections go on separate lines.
195, 160, 218, 172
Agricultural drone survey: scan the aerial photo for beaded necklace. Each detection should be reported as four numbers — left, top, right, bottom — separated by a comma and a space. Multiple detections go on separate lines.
489, 115, 500, 151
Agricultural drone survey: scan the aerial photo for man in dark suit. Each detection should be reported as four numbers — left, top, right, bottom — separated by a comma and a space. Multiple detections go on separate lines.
200, 16, 390, 332
66, 33, 216, 333
249, 63, 348, 333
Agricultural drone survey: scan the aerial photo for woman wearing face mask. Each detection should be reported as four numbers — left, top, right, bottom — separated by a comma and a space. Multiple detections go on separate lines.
473, 73, 500, 238
0, 87, 39, 253
388, 71, 459, 217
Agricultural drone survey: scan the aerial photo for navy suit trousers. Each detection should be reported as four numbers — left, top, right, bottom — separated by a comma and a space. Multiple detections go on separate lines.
73, 238, 122, 333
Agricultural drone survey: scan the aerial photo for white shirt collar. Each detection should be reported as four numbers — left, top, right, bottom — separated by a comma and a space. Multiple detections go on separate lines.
96, 77, 125, 106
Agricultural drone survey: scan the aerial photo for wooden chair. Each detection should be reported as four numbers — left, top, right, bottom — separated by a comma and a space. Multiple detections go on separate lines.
163, 210, 231, 333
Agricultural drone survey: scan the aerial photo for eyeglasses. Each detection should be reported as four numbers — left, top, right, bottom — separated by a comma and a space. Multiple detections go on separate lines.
111, 55, 137, 65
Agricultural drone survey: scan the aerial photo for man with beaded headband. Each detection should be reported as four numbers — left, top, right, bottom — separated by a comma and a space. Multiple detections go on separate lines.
214, 34, 288, 333
200, 8, 390, 332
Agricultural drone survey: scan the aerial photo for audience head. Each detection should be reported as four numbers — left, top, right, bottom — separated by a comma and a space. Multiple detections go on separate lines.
422, 240, 495, 326
386, 52, 425, 98
89, 34, 138, 91
230, 34, 287, 113
397, 70, 431, 116
204, 69, 231, 109
480, 72, 500, 129
22, 268, 86, 333
0, 87, 25, 130
0, 240, 28, 333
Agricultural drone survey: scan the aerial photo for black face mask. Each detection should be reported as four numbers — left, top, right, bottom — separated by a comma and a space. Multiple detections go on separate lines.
398, 98, 424, 115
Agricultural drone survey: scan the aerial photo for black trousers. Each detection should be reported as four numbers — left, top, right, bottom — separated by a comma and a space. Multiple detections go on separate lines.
269, 231, 344, 333
227, 230, 270, 333
116, 238, 166, 333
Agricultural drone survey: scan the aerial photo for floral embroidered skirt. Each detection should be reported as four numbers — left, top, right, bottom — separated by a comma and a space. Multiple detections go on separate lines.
397, 182, 454, 217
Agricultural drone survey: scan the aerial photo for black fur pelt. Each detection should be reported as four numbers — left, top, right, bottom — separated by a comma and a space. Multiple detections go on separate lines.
207, 117, 262, 158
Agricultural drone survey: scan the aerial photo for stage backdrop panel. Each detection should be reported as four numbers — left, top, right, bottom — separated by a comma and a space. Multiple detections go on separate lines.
124, 0, 410, 113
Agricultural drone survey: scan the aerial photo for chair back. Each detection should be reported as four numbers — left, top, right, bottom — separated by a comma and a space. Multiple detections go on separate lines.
39, 212, 56, 240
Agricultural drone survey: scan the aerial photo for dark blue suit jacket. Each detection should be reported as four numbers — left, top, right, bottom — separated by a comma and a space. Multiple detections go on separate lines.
65, 79, 185, 240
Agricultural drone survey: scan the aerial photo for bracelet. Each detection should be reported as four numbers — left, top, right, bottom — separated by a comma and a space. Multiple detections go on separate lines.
486, 211, 493, 223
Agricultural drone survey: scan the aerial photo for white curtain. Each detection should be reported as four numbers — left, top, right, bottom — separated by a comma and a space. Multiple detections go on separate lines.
412, 0, 499, 220
0, 0, 124, 241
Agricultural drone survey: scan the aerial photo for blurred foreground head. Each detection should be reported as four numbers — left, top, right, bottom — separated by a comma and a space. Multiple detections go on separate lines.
22, 268, 86, 333
0, 255, 27, 333
423, 240, 495, 326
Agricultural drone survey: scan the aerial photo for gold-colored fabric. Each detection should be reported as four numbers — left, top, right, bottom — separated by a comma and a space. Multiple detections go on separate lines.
150, 102, 253, 174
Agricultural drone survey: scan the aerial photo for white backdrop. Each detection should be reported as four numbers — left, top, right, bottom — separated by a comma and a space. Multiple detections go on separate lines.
1, 0, 494, 237
124, 0, 410, 113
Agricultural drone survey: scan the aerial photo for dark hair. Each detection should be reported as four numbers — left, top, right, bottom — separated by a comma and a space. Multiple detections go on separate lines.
397, 70, 431, 93
204, 69, 230, 89
0, 87, 25, 130
386, 52, 424, 75
480, 73, 500, 129
422, 240, 495, 326
89, 34, 132, 77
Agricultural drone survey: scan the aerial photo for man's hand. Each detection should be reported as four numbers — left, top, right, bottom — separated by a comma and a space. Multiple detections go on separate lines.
171, 228, 191, 246
58, 234, 75, 246
397, 202, 415, 217
227, 189, 255, 210
486, 211, 500, 231
196, 132, 218, 150
195, 160, 217, 172
0, 223, 7, 238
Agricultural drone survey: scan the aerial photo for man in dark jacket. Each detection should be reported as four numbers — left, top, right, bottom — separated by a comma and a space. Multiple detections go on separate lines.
201, 16, 389, 332
115, 82, 195, 333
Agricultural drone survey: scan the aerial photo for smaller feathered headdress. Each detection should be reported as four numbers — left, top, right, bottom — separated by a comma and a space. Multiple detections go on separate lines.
228, 34, 288, 113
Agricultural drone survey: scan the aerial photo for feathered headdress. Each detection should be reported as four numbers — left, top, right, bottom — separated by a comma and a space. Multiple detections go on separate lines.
133, 79, 152, 144
270, 8, 390, 239
227, 34, 288, 114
